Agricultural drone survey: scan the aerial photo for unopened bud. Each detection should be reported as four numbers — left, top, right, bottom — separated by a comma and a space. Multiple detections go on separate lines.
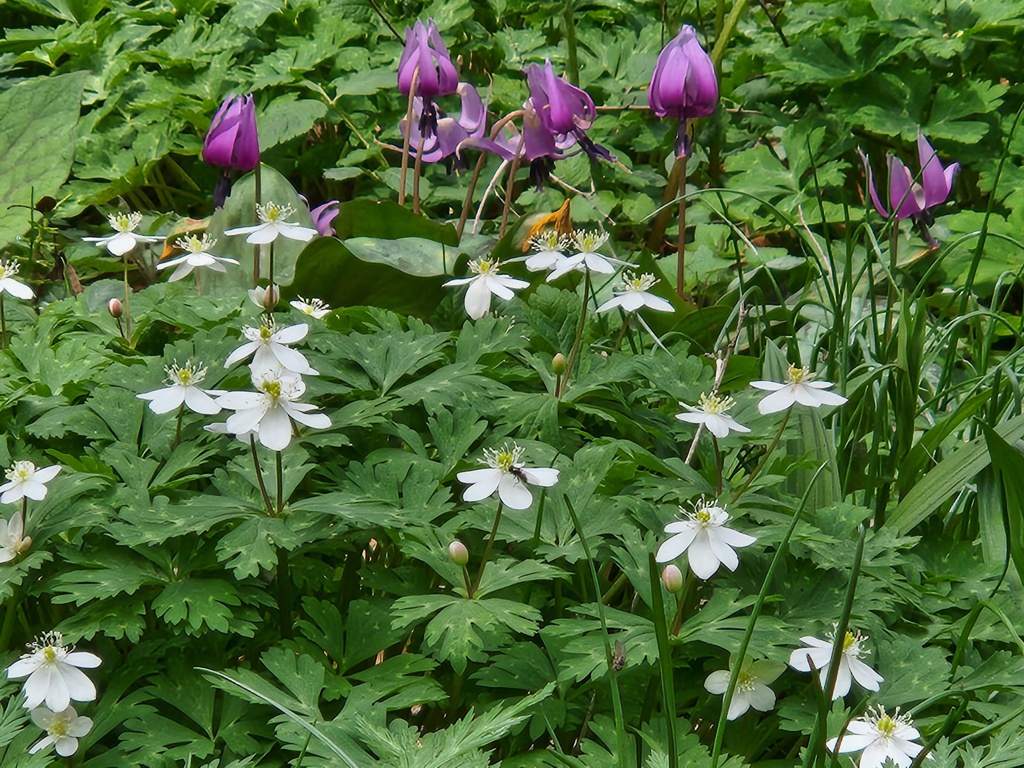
448, 540, 469, 566
248, 284, 280, 311
661, 564, 684, 593
108, 298, 123, 318
552, 353, 567, 375
17, 536, 32, 555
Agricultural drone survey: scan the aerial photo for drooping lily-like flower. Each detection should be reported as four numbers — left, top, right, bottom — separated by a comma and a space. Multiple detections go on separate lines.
649, 25, 718, 157
547, 230, 636, 281
202, 94, 259, 172
704, 659, 784, 720
0, 461, 60, 505
29, 705, 93, 757
306, 199, 340, 237
444, 257, 529, 320
526, 60, 612, 163
5, 632, 101, 711
457, 444, 559, 510
157, 234, 239, 283
789, 628, 883, 699
216, 369, 331, 451
137, 360, 223, 415
596, 273, 675, 314
225, 319, 318, 376
290, 297, 331, 319
224, 202, 318, 245
751, 364, 848, 415
0, 510, 30, 563
861, 131, 958, 245
655, 497, 756, 580
676, 392, 750, 438
0, 259, 34, 300
827, 705, 924, 768
400, 83, 487, 165
83, 212, 164, 257
397, 19, 459, 137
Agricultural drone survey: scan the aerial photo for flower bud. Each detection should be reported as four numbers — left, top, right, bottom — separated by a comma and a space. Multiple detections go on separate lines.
661, 564, 684, 593
108, 298, 123, 318
552, 353, 567, 375
17, 535, 31, 555
248, 284, 280, 312
448, 540, 469, 566
648, 26, 718, 121
202, 94, 260, 172
397, 20, 459, 101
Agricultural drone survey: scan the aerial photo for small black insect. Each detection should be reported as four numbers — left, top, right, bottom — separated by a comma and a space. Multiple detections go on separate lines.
508, 466, 529, 483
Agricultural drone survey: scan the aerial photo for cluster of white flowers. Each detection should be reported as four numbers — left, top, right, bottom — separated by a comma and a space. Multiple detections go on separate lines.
4, 632, 99, 757
0, 459, 60, 563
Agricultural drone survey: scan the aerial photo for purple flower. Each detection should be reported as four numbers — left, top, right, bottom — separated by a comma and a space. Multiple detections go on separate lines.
397, 20, 459, 137
400, 83, 487, 166
308, 200, 339, 238
861, 132, 958, 247
524, 60, 613, 164
202, 94, 260, 172
648, 26, 718, 157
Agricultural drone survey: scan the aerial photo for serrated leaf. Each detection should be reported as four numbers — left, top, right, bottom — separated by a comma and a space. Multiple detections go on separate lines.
152, 578, 243, 634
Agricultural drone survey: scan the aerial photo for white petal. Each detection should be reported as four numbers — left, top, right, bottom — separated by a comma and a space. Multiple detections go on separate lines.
33, 466, 61, 484
595, 296, 624, 313
69, 715, 93, 737
54, 735, 80, 757
273, 324, 309, 344
617, 292, 645, 312
655, 529, 698, 563
757, 388, 797, 414
461, 469, 501, 502
272, 344, 316, 375
29, 735, 56, 754
745, 682, 776, 712
831, 657, 852, 698
789, 645, 833, 672
464, 279, 492, 320
521, 467, 559, 487
6, 657, 40, 679
686, 532, 721, 579
139, 386, 186, 414
182, 387, 222, 415
43, 669, 72, 712
107, 232, 139, 256
246, 225, 279, 244
277, 224, 318, 241
497, 474, 533, 509
707, 532, 740, 572
216, 392, 266, 411
64, 652, 101, 669
225, 341, 261, 367
226, 407, 268, 436
860, 741, 889, 768
749, 380, 784, 391
22, 481, 48, 501
168, 262, 194, 282
704, 670, 730, 694
726, 692, 750, 720
714, 527, 757, 548
641, 294, 674, 312
258, 407, 294, 451
224, 224, 261, 236
848, 656, 883, 691
0, 278, 34, 300
832, 733, 877, 753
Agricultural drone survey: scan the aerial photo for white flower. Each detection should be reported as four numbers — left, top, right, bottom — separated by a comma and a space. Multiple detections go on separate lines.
248, 284, 280, 310
443, 258, 529, 320
0, 510, 31, 563
83, 212, 163, 256
751, 364, 848, 415
546, 230, 636, 281
5, 632, 101, 711
137, 360, 223, 415
789, 628, 883, 699
157, 234, 239, 282
676, 393, 751, 439
290, 297, 331, 319
523, 231, 570, 272
225, 319, 318, 376
216, 369, 331, 451
224, 202, 318, 244
704, 660, 784, 720
655, 498, 756, 580
827, 705, 925, 768
596, 272, 674, 313
457, 444, 559, 510
0, 259, 34, 300
29, 705, 93, 757
0, 461, 60, 505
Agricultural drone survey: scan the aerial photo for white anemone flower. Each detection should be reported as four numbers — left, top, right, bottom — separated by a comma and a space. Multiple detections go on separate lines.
29, 705, 93, 757
5, 632, 101, 711
444, 258, 529, 320
789, 628, 883, 699
827, 705, 924, 768
656, 498, 756, 580
0, 510, 31, 563
547, 230, 636, 281
216, 369, 331, 451
677, 393, 751, 439
704, 660, 784, 720
0, 260, 34, 300
751, 364, 848, 415
83, 212, 164, 256
457, 444, 559, 510
157, 234, 239, 282
137, 360, 223, 415
596, 272, 674, 313
523, 231, 570, 272
0, 461, 60, 505
224, 202, 318, 244
290, 297, 331, 319
225, 319, 317, 376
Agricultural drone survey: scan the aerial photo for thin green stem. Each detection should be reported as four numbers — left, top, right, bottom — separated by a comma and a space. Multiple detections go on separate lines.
732, 408, 791, 500
499, 146, 524, 239
268, 241, 276, 292
0, 292, 6, 350
562, 0, 580, 85
710, 462, 828, 768
649, 555, 677, 768
249, 436, 275, 517
398, 67, 419, 208
676, 154, 689, 298
564, 495, 628, 768
123, 251, 132, 340
275, 450, 284, 516
253, 163, 263, 286
173, 404, 183, 449
471, 501, 504, 596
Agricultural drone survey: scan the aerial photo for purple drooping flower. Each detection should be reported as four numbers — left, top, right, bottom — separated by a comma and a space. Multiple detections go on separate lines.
308, 200, 339, 238
400, 83, 487, 167
397, 20, 459, 138
648, 25, 718, 157
203, 94, 260, 208
525, 60, 613, 164
861, 132, 958, 246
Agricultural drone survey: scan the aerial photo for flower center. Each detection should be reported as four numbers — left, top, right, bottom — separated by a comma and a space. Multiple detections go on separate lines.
531, 231, 567, 252
259, 324, 273, 341
175, 234, 216, 254
876, 714, 897, 737
571, 229, 609, 253
257, 202, 294, 223
470, 258, 497, 276
622, 272, 658, 292
165, 361, 206, 387
109, 212, 143, 233
786, 364, 813, 384
297, 297, 327, 315
43, 645, 57, 664
483, 444, 526, 473
49, 718, 71, 737
736, 670, 755, 692
0, 260, 20, 279
697, 392, 734, 415
6, 461, 34, 482
261, 379, 282, 400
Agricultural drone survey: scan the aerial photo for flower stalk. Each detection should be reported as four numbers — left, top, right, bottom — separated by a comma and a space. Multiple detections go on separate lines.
470, 500, 503, 597
557, 269, 592, 398
399, 67, 419, 208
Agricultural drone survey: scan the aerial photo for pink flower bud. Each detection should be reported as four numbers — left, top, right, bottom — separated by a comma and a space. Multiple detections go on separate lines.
448, 540, 469, 566
108, 298, 123, 318
661, 564, 684, 593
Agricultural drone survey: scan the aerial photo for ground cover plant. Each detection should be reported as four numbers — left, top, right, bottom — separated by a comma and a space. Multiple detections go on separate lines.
1, 0, 1024, 766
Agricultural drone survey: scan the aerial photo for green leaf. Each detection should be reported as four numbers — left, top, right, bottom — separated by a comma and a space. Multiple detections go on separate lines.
980, 424, 1024, 586
0, 72, 86, 247
152, 578, 246, 635
259, 95, 328, 151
